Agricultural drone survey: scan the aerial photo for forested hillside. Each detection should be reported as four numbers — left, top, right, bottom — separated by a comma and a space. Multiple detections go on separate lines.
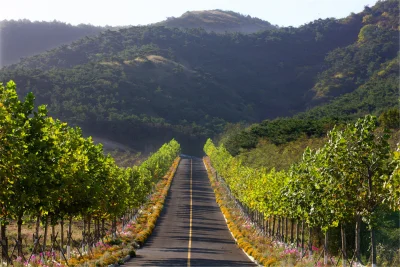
0, 20, 108, 67
221, 53, 399, 156
156, 10, 276, 33
310, 1, 399, 103
0, 0, 398, 154
0, 10, 274, 68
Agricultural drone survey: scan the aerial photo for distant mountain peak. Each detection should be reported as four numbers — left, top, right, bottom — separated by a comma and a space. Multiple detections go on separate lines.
158, 9, 276, 34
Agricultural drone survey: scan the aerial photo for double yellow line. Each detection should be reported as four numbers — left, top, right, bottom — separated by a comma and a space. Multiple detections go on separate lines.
187, 159, 193, 267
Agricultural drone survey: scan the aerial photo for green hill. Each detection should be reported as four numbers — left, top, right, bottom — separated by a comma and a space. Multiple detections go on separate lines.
309, 0, 399, 103
0, 0, 398, 154
0, 10, 274, 68
220, 55, 399, 156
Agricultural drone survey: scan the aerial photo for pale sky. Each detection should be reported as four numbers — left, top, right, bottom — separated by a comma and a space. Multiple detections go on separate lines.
2, 0, 378, 27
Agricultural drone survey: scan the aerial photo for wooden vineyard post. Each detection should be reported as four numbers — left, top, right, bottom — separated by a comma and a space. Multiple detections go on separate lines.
296, 220, 300, 250
308, 226, 312, 259
371, 228, 377, 267
285, 217, 288, 243
1, 224, 9, 264
113, 217, 117, 239
277, 217, 281, 240
341, 223, 347, 267
101, 219, 105, 240
42, 215, 49, 260
82, 218, 86, 253
324, 230, 328, 265
17, 214, 23, 257
290, 219, 294, 245
60, 217, 64, 252
67, 216, 72, 260
272, 216, 276, 238
301, 220, 305, 257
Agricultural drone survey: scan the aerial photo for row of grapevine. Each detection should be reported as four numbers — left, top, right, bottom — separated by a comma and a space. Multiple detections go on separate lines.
0, 81, 180, 261
204, 115, 399, 266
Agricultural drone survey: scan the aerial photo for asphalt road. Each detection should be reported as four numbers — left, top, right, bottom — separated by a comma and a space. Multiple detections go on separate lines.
126, 157, 255, 266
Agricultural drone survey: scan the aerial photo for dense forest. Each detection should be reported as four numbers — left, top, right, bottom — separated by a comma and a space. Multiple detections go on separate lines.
221, 57, 399, 158
0, 0, 398, 154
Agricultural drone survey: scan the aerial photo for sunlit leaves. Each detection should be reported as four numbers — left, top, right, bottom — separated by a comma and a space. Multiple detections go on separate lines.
204, 115, 398, 234
0, 80, 181, 228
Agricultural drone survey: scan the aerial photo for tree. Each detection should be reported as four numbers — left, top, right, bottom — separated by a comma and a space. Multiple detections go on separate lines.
0, 81, 33, 259
378, 108, 399, 129
343, 115, 393, 266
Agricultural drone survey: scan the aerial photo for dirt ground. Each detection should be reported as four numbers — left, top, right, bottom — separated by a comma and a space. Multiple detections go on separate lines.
2, 218, 112, 258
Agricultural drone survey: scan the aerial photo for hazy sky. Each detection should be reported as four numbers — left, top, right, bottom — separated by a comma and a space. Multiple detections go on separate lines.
2, 0, 378, 27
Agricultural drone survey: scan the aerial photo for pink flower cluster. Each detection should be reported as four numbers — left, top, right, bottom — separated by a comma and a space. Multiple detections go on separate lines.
244, 224, 251, 230
41, 251, 56, 258
18, 254, 63, 267
281, 248, 299, 258
95, 242, 111, 250
283, 248, 298, 254
31, 254, 41, 263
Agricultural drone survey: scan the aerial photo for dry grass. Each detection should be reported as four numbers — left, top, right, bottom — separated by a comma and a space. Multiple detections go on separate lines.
146, 55, 168, 64
185, 10, 236, 20
134, 57, 146, 63
91, 136, 143, 167
99, 61, 121, 66
108, 150, 142, 167
3, 219, 112, 256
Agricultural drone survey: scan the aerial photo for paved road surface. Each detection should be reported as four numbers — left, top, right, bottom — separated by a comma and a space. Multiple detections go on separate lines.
126, 157, 255, 266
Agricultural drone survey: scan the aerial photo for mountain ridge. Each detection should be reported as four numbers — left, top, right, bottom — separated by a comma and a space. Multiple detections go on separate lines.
0, 10, 275, 68
0, 20, 108, 67
0, 0, 398, 154
156, 9, 276, 33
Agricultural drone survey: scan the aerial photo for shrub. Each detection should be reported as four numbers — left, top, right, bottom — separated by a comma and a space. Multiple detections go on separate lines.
107, 238, 122, 246
103, 254, 118, 265
265, 257, 277, 266
129, 250, 136, 258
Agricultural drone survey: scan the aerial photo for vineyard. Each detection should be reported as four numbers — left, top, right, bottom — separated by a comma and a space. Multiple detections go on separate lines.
204, 115, 400, 266
0, 81, 181, 265
1, 77, 399, 267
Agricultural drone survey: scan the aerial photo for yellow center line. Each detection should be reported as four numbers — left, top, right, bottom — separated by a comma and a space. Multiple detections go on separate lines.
187, 159, 193, 267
